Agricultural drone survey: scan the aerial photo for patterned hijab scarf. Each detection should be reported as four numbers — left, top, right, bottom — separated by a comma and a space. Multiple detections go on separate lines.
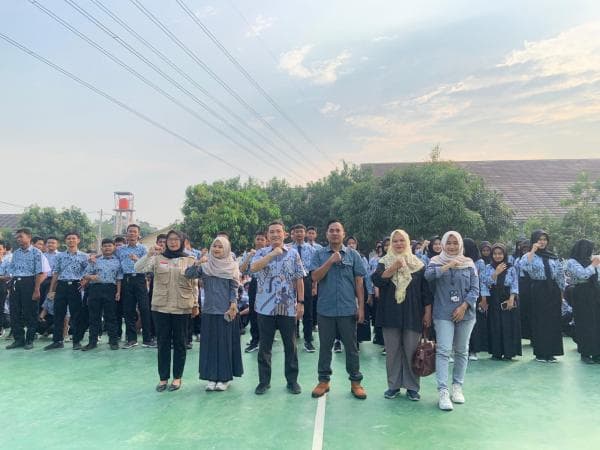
379, 229, 424, 304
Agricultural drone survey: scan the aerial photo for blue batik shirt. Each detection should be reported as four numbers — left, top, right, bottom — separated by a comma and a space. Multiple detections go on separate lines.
519, 254, 565, 290
84, 256, 123, 284
251, 246, 306, 317
480, 265, 519, 297
54, 250, 89, 280
116, 243, 147, 274
7, 245, 43, 277
565, 259, 599, 284
360, 255, 374, 295
44, 251, 59, 274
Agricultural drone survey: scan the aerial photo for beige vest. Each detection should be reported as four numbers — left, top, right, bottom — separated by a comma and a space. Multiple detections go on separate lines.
151, 255, 198, 314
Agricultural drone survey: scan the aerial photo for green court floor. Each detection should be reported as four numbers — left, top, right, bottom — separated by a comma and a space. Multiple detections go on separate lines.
1, 334, 599, 450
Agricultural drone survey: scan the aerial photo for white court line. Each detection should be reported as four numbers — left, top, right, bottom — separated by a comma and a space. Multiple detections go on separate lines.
312, 394, 327, 450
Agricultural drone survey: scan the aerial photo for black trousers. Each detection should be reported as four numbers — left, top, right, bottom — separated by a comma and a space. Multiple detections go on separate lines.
39, 278, 51, 313
53, 281, 83, 344
87, 284, 118, 345
248, 278, 259, 344
317, 314, 363, 382
153, 311, 188, 381
0, 283, 7, 329
301, 276, 314, 342
257, 314, 298, 385
122, 275, 151, 343
10, 277, 38, 344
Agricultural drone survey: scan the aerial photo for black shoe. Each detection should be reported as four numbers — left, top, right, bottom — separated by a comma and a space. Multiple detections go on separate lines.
245, 342, 259, 353
406, 390, 421, 401
333, 341, 342, 353
593, 355, 600, 364
581, 355, 595, 364
24, 342, 34, 350
287, 382, 302, 394
142, 340, 157, 348
72, 342, 82, 351
168, 382, 182, 391
255, 383, 271, 395
156, 383, 168, 392
6, 341, 25, 350
82, 344, 97, 352
110, 343, 120, 350
304, 341, 316, 353
44, 342, 64, 351
491, 355, 503, 361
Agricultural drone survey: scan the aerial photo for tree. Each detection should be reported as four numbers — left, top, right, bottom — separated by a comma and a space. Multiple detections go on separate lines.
182, 178, 281, 252
19, 205, 95, 249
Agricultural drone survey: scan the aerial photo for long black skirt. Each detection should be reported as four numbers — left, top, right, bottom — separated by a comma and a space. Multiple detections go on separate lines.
469, 298, 489, 353
488, 285, 522, 358
199, 314, 243, 382
572, 281, 600, 357
530, 279, 564, 358
519, 275, 532, 340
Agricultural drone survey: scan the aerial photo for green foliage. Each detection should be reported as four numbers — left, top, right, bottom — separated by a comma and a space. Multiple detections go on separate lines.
182, 178, 281, 252
19, 205, 95, 249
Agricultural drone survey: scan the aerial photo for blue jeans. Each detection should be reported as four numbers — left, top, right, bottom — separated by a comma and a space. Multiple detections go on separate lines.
434, 318, 476, 391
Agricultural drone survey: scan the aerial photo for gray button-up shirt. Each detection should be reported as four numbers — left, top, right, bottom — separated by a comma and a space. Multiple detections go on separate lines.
310, 245, 366, 317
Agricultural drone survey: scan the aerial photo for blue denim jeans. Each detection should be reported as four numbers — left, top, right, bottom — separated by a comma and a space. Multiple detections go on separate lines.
434, 318, 476, 391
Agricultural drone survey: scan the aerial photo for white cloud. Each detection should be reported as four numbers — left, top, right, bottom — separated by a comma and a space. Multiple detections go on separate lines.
372, 34, 398, 43
245, 14, 276, 37
320, 102, 341, 115
278, 46, 352, 85
195, 6, 216, 19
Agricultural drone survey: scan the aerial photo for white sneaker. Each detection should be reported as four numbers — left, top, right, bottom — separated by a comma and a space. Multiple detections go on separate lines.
451, 384, 465, 404
215, 381, 230, 391
205, 382, 216, 391
438, 389, 453, 411
468, 353, 478, 361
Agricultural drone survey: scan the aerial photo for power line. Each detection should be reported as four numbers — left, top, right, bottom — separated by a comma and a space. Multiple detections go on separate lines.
176, 0, 336, 166
129, 0, 328, 176
0, 200, 27, 209
89, 0, 317, 178
28, 0, 302, 183
0, 31, 251, 177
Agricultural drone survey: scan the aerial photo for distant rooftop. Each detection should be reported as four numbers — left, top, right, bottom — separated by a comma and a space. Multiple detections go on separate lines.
0, 214, 22, 231
362, 159, 600, 221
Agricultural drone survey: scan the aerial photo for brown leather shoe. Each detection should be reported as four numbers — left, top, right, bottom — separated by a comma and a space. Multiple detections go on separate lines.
311, 381, 330, 398
351, 381, 367, 399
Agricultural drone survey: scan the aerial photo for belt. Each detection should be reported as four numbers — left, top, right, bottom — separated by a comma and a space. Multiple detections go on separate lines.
90, 282, 116, 286
58, 279, 80, 285
124, 273, 140, 278
15, 276, 34, 281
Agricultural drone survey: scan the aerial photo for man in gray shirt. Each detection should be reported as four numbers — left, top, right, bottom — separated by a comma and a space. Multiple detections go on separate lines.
310, 220, 367, 399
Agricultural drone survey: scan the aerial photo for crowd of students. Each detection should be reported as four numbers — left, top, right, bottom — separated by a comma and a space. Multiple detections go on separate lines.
0, 221, 598, 411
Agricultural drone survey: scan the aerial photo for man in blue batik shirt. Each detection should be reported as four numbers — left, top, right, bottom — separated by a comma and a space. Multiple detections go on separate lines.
44, 231, 89, 351
1, 228, 46, 350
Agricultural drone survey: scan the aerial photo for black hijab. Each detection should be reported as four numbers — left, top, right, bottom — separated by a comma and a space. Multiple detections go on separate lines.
463, 238, 481, 263
162, 230, 187, 259
530, 229, 557, 281
569, 239, 594, 267
480, 241, 492, 265
490, 243, 510, 287
513, 238, 526, 260
427, 235, 441, 258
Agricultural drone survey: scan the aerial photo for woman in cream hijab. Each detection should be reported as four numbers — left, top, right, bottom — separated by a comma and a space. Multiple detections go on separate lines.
372, 229, 433, 401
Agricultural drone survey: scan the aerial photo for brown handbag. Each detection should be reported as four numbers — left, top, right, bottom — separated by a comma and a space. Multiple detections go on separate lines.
412, 328, 436, 377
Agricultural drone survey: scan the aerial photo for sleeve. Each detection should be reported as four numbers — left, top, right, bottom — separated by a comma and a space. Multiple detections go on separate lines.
250, 249, 266, 274
554, 259, 566, 291
421, 270, 434, 306
464, 267, 479, 309
519, 254, 533, 274
424, 263, 442, 281
509, 267, 519, 295
480, 265, 492, 297
353, 251, 367, 278
184, 264, 203, 279
362, 258, 374, 295
308, 249, 323, 272
0, 260, 8, 276
116, 263, 124, 281
53, 254, 62, 275
34, 250, 43, 275
139, 245, 148, 257
371, 263, 390, 288
293, 251, 306, 279
83, 262, 96, 277
229, 277, 239, 302
134, 254, 154, 273
565, 259, 596, 281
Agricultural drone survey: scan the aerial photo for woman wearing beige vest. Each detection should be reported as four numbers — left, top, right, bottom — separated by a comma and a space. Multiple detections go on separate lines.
135, 230, 199, 392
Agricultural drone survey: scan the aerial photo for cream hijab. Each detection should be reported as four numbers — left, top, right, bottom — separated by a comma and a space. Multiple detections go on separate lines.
429, 231, 476, 270
379, 229, 424, 303
202, 237, 240, 280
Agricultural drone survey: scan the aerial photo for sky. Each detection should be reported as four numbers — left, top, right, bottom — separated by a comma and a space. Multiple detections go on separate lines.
1, 0, 600, 227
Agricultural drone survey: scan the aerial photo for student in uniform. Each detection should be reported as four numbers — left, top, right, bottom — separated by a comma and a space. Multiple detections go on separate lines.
425, 231, 479, 411
481, 243, 522, 360
80, 238, 123, 351
135, 230, 199, 392
116, 224, 155, 349
186, 237, 242, 392
44, 231, 88, 351
519, 230, 565, 363
463, 238, 488, 361
346, 236, 374, 348
1, 228, 46, 350
565, 240, 600, 364
0, 240, 9, 338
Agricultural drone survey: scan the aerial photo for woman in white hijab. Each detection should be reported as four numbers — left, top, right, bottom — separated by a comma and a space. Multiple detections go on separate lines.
372, 229, 433, 401
425, 231, 479, 411
186, 237, 242, 392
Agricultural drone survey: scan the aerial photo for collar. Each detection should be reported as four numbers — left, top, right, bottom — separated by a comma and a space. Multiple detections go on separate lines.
268, 245, 288, 253
19, 245, 34, 253
325, 244, 347, 254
